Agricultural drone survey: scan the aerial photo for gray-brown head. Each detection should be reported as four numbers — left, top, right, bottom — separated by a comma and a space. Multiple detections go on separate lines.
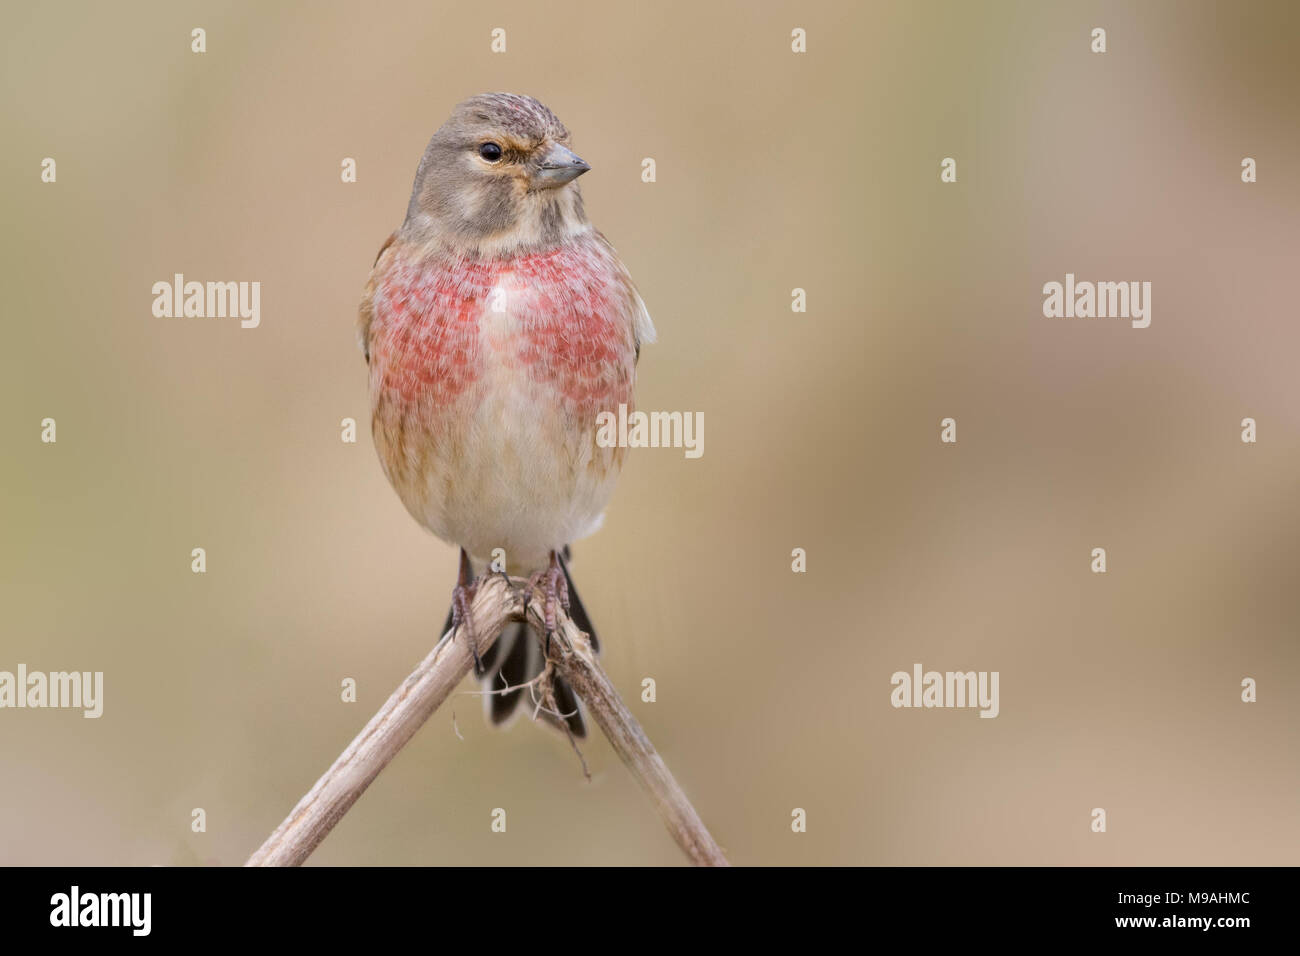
403, 93, 592, 254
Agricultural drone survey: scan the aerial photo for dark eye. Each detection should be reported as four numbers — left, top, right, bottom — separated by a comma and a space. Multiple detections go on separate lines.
478, 142, 503, 162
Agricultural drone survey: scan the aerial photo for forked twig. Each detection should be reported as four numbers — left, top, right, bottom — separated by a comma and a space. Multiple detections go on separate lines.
245, 575, 728, 866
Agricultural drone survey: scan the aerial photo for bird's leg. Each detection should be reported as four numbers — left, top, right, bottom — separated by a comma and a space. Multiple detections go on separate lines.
450, 547, 484, 676
527, 550, 570, 657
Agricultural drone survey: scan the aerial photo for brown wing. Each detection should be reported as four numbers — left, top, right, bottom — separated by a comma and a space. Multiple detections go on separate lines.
356, 231, 398, 364
592, 230, 656, 367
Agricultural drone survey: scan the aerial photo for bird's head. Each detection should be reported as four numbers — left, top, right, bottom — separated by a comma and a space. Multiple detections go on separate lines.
404, 93, 593, 255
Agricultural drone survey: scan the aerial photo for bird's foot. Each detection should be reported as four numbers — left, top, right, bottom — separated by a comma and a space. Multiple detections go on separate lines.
451, 548, 484, 676
526, 551, 570, 657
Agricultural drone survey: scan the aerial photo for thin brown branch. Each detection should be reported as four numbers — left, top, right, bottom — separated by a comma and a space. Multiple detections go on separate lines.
245, 574, 728, 867
538, 614, 730, 866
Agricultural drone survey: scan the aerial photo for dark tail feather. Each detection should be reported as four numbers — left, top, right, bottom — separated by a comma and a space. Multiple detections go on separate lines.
548, 674, 584, 738
489, 623, 531, 724
478, 628, 585, 738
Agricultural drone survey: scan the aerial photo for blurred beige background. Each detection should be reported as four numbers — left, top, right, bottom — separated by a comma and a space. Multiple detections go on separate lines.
2, 0, 1297, 865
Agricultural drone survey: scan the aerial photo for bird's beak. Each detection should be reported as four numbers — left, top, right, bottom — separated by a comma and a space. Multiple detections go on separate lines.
533, 142, 591, 188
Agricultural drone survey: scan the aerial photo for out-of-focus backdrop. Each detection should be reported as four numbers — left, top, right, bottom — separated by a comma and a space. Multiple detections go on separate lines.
2, 0, 1297, 865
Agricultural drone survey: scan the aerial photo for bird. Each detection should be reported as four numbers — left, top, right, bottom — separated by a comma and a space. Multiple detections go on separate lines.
357, 93, 655, 737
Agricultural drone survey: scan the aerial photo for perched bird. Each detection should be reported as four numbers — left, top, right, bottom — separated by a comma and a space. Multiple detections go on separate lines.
357, 93, 655, 736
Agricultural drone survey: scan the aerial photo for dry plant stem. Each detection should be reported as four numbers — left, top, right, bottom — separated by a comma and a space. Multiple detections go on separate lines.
244, 576, 517, 867
245, 574, 728, 867
536, 613, 730, 867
